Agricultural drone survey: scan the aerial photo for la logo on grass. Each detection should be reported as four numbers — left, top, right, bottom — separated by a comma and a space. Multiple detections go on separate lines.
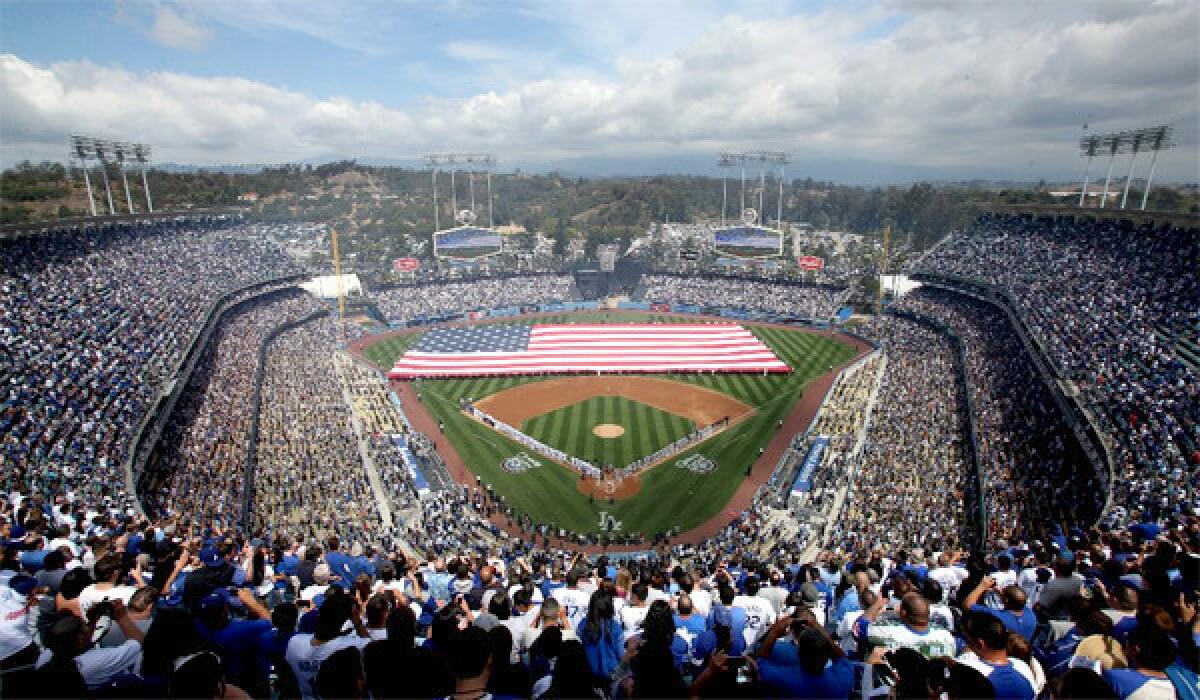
597, 511, 623, 531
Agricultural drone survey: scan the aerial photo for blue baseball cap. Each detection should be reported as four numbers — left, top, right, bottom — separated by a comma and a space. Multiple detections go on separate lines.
199, 547, 223, 567
8, 574, 36, 596
198, 589, 231, 611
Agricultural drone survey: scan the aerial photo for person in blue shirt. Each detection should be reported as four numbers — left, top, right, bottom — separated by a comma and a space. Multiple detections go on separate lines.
693, 604, 747, 667
832, 581, 864, 626
194, 588, 274, 691
1127, 516, 1162, 543
253, 602, 298, 697
674, 593, 707, 637
707, 585, 746, 640
575, 590, 624, 684
753, 615, 855, 699
964, 576, 1038, 641
959, 610, 1037, 700
1103, 625, 1178, 700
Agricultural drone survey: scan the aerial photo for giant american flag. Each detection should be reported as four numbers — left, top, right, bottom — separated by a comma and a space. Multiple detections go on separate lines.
386, 323, 790, 378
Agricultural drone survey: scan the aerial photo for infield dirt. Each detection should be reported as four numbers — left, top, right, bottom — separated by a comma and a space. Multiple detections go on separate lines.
473, 375, 754, 426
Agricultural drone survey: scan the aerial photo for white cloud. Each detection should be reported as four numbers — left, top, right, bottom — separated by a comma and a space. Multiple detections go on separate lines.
148, 3, 213, 51
2, 1, 1196, 181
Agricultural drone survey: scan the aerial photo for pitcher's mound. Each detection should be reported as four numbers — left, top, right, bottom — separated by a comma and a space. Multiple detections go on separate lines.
593, 424, 625, 438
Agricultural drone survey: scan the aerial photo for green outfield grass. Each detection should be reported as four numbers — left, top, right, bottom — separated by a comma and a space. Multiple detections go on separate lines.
361, 312, 856, 536
523, 397, 695, 468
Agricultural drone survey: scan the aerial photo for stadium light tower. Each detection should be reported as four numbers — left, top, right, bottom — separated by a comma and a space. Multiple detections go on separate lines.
424, 153, 499, 229
1138, 126, 1172, 211
92, 140, 117, 215
775, 153, 791, 227
717, 153, 737, 227
112, 141, 135, 214
1098, 133, 1123, 208
69, 135, 98, 217
132, 143, 153, 213
1078, 133, 1102, 207
1119, 129, 1146, 210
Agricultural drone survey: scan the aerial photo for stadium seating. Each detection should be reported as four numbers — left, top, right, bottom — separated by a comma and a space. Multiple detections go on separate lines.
639, 273, 849, 319
914, 214, 1199, 522
1, 214, 1195, 700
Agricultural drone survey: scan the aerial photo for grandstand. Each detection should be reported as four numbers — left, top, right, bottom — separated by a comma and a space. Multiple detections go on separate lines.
1, 205, 1196, 699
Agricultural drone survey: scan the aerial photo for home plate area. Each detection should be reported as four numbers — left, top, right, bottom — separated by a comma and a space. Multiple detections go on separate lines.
469, 376, 755, 501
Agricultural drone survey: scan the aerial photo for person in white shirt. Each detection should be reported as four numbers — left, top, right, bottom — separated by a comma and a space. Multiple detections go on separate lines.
0, 576, 38, 668
46, 524, 81, 559
732, 578, 776, 649
522, 598, 577, 654
36, 600, 145, 691
300, 564, 332, 603
549, 570, 591, 631
991, 554, 1018, 590
678, 572, 712, 617
865, 594, 957, 659
76, 553, 140, 618
928, 553, 968, 602
286, 591, 371, 699
619, 582, 651, 634
758, 571, 790, 615
1017, 550, 1054, 605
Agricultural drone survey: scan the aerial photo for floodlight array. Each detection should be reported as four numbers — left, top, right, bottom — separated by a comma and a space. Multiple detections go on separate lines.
68, 134, 155, 216
1075, 125, 1173, 210
423, 153, 500, 233
717, 149, 793, 230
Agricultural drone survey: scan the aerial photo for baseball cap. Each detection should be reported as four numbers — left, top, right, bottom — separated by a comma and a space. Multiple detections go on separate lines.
8, 574, 36, 596
198, 589, 231, 612
200, 547, 223, 567
314, 563, 331, 585
4, 525, 28, 548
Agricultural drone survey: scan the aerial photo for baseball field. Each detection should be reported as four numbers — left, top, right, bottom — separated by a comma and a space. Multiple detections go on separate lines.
360, 311, 856, 537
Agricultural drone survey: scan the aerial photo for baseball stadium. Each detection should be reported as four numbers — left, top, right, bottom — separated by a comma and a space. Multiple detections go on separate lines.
2, 3, 1199, 698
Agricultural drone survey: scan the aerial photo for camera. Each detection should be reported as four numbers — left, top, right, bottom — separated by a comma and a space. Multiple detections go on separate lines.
90, 600, 115, 620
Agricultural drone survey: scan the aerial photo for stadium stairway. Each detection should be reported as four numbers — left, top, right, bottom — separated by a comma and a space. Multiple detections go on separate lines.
1155, 325, 1200, 373
1176, 335, 1200, 373
335, 351, 396, 531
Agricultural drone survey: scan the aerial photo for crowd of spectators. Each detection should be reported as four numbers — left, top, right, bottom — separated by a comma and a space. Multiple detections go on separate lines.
143, 290, 325, 529
914, 214, 1199, 523
833, 314, 975, 553
1, 219, 302, 513
373, 276, 576, 321
639, 274, 849, 319
3, 481, 1195, 699
892, 288, 1103, 542
252, 318, 385, 548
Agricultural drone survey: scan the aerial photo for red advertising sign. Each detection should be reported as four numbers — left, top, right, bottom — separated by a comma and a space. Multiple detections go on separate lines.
797, 255, 825, 271
392, 257, 420, 272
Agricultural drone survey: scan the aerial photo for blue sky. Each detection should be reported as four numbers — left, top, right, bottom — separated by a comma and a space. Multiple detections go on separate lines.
1, 1, 1196, 183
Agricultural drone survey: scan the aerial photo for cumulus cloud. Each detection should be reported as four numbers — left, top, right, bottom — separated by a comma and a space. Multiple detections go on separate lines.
2, 1, 1196, 180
